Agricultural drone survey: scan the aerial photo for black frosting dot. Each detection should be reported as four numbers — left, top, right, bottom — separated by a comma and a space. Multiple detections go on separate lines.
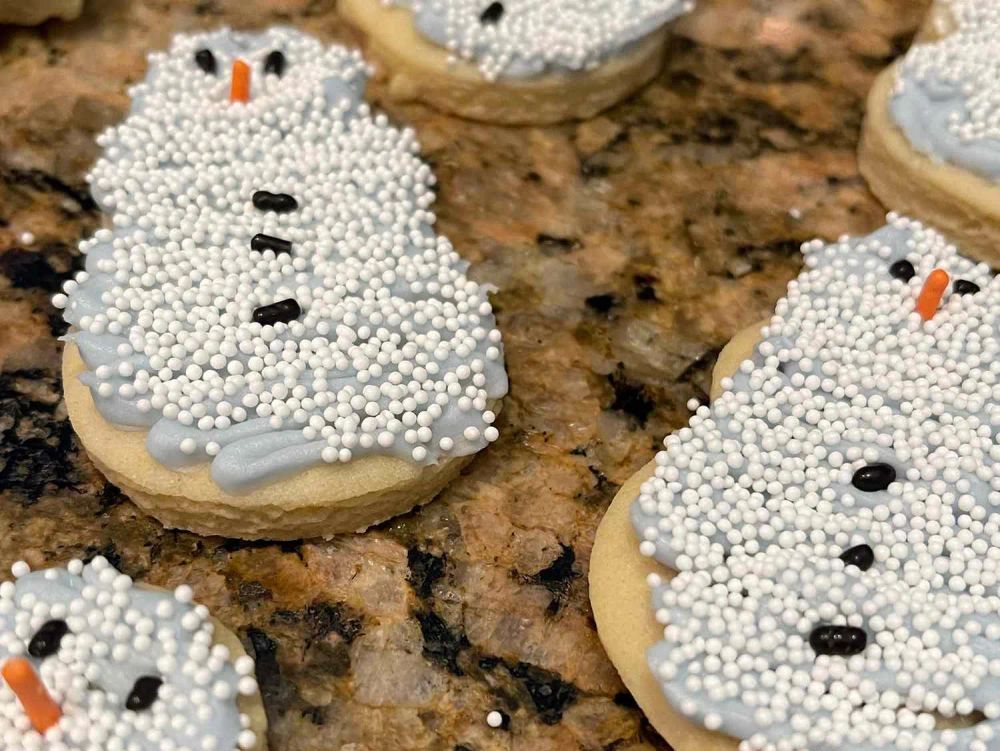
480, 1, 504, 23
194, 49, 217, 75
809, 625, 868, 657
250, 233, 293, 256
264, 50, 286, 77
253, 298, 301, 326
126, 676, 163, 711
851, 462, 896, 492
28, 619, 69, 658
953, 279, 981, 296
888, 259, 915, 281
839, 544, 875, 571
252, 191, 298, 213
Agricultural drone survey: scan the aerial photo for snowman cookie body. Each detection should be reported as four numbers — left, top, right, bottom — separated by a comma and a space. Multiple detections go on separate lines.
339, 0, 692, 124
0, 557, 265, 750
859, 2, 1000, 265
591, 215, 1000, 750
55, 28, 508, 540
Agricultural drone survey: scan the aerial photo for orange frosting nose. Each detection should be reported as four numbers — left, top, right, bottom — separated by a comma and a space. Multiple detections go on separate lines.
230, 59, 251, 103
2, 657, 62, 733
915, 268, 950, 321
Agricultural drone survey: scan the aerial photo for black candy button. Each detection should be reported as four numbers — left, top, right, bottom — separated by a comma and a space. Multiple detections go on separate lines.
250, 233, 293, 256
839, 544, 875, 571
252, 298, 301, 326
480, 1, 504, 23
809, 625, 867, 656
953, 279, 980, 296
264, 50, 286, 77
888, 259, 915, 281
28, 619, 69, 658
851, 462, 896, 492
252, 191, 298, 213
194, 49, 217, 75
126, 676, 163, 711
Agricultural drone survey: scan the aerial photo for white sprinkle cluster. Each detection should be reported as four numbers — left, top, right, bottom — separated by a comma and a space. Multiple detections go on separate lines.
54, 28, 507, 491
632, 214, 1000, 749
387, 0, 693, 80
649, 548, 1000, 750
0, 557, 260, 750
891, 4, 1000, 178
936, 0, 1000, 29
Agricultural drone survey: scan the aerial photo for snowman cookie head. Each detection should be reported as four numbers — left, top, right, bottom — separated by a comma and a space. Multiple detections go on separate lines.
0, 557, 260, 750
126, 27, 369, 121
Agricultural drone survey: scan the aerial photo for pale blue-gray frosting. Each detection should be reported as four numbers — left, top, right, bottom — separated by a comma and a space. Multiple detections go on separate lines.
890, 27, 1000, 182
393, 0, 690, 78
0, 560, 248, 749
630, 221, 1000, 748
61, 28, 509, 494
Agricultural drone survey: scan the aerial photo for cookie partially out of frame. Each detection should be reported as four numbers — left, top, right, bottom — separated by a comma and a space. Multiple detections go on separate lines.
858, 2, 1000, 266
591, 217, 999, 749
858, 63, 1000, 267
0, 557, 268, 750
340, 0, 674, 125
65, 342, 478, 540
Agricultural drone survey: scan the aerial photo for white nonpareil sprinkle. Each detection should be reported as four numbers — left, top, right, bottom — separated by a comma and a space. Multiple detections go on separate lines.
54, 28, 507, 489
386, 0, 693, 80
633, 214, 1000, 749
486, 709, 504, 728
0, 557, 259, 750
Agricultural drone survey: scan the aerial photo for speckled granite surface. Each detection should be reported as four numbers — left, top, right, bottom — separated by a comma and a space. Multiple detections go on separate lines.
0, 1, 925, 748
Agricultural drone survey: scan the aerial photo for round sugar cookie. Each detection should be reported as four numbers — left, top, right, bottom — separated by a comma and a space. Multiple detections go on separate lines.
65, 341, 483, 540
0, 557, 268, 750
339, 0, 678, 125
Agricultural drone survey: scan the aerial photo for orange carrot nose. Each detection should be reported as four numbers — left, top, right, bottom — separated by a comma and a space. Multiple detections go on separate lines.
915, 268, 950, 321
2, 657, 61, 733
230, 59, 251, 103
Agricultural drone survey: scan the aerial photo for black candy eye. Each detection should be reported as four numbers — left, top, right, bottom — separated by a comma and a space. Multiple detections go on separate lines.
194, 49, 217, 75
953, 279, 980, 296
838, 544, 875, 571
28, 619, 69, 658
809, 625, 867, 656
851, 462, 896, 492
126, 676, 163, 711
264, 50, 286, 77
480, 1, 504, 23
888, 259, 915, 281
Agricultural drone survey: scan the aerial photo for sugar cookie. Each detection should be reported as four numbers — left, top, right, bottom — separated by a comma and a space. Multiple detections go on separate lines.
859, 4, 1000, 265
0, 556, 266, 750
54, 28, 508, 539
340, 0, 692, 124
591, 216, 1000, 750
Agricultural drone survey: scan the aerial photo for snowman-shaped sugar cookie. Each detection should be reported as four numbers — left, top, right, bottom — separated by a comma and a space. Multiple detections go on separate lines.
0, 557, 265, 750
53, 28, 508, 540
592, 214, 1000, 751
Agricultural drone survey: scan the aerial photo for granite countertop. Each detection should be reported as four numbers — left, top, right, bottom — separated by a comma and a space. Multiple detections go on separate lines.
0, 1, 926, 749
